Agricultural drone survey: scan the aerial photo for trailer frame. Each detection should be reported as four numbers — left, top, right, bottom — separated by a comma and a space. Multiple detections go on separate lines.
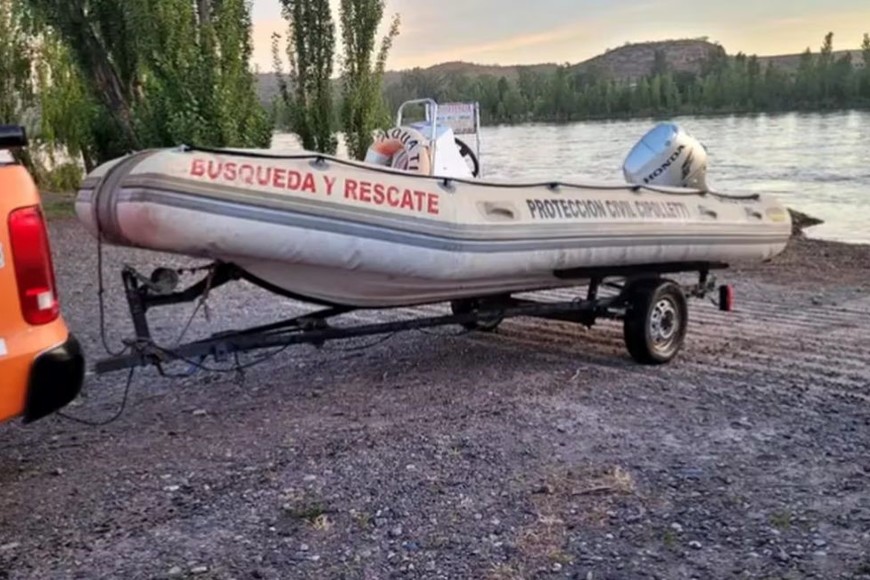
92, 260, 733, 375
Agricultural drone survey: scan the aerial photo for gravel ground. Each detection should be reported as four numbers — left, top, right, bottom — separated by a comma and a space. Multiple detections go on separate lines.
1, 218, 868, 580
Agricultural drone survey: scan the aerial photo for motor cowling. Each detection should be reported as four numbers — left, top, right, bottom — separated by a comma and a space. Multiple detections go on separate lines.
622, 122, 708, 190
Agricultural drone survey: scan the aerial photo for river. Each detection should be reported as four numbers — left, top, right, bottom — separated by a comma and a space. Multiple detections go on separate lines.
272, 109, 870, 245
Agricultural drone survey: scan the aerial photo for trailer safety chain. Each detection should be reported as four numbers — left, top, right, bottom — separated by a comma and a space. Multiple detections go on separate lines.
58, 320, 394, 428
416, 326, 473, 338
150, 340, 294, 376
174, 265, 218, 346
56, 367, 136, 427
323, 330, 400, 351
90, 151, 132, 360
71, 255, 231, 426
82, 226, 492, 427
96, 234, 128, 358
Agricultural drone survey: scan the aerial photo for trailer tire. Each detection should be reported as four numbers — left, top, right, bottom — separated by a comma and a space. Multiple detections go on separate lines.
623, 278, 688, 365
451, 298, 503, 332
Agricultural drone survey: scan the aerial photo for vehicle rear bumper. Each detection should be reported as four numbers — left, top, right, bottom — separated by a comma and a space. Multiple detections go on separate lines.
22, 333, 85, 423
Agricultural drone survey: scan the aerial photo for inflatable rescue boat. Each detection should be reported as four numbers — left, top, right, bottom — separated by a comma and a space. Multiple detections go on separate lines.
75, 99, 792, 308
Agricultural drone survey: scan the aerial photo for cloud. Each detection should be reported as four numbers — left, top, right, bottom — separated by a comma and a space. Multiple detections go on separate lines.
398, 22, 590, 65
765, 16, 811, 28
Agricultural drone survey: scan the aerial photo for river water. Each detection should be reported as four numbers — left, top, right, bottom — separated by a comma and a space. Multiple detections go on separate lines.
272, 110, 870, 245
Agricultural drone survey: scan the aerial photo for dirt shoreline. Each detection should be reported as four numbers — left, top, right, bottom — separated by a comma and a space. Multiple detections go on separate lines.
0, 219, 868, 580
730, 232, 870, 289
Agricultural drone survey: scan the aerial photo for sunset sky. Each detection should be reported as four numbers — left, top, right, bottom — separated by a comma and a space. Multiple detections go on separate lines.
250, 0, 870, 72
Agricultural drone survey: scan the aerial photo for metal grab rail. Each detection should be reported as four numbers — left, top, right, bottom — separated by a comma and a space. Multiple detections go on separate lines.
395, 99, 439, 174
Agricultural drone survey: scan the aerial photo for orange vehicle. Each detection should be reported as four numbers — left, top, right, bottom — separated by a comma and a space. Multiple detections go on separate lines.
0, 125, 84, 424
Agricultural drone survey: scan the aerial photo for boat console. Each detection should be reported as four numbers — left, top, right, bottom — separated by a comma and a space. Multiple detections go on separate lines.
365, 98, 483, 180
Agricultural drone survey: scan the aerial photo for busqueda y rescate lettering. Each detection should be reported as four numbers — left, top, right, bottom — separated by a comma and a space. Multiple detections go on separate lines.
526, 198, 691, 220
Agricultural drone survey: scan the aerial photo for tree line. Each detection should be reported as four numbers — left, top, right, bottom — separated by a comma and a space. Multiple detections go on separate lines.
0, 0, 399, 191
382, 32, 870, 125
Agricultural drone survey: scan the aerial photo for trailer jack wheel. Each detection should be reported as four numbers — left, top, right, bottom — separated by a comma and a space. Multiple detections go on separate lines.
622, 278, 688, 365
451, 298, 504, 332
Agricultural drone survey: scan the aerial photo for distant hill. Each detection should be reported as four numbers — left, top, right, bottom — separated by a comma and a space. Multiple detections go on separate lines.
756, 50, 863, 74
571, 38, 722, 80
409, 60, 559, 81
255, 38, 865, 105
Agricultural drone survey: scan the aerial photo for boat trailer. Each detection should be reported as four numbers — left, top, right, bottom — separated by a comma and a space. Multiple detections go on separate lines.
92, 260, 734, 375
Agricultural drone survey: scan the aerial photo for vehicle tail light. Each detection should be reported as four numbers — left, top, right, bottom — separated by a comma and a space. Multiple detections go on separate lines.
8, 205, 60, 325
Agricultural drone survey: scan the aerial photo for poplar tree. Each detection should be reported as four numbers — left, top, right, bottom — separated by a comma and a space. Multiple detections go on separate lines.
273, 0, 338, 153
861, 34, 870, 99
338, 0, 399, 160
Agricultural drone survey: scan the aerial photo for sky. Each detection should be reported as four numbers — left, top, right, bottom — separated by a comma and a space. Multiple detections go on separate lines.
250, 0, 870, 72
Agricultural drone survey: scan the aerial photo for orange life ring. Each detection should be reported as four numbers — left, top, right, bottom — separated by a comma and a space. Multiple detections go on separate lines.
364, 126, 432, 175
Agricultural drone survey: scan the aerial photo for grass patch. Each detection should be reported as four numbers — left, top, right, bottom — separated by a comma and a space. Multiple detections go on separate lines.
485, 563, 527, 580
283, 500, 329, 523
278, 487, 338, 534
515, 512, 570, 567
769, 510, 792, 531
40, 191, 76, 220
662, 528, 677, 549
349, 508, 372, 530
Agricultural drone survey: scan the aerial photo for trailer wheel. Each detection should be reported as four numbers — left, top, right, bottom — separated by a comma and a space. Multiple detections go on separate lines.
623, 279, 688, 365
451, 298, 503, 332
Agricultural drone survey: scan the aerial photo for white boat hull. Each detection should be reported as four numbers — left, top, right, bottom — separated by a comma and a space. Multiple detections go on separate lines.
75, 146, 792, 307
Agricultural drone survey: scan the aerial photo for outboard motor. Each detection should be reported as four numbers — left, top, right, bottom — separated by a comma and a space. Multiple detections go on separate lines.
622, 122, 709, 190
